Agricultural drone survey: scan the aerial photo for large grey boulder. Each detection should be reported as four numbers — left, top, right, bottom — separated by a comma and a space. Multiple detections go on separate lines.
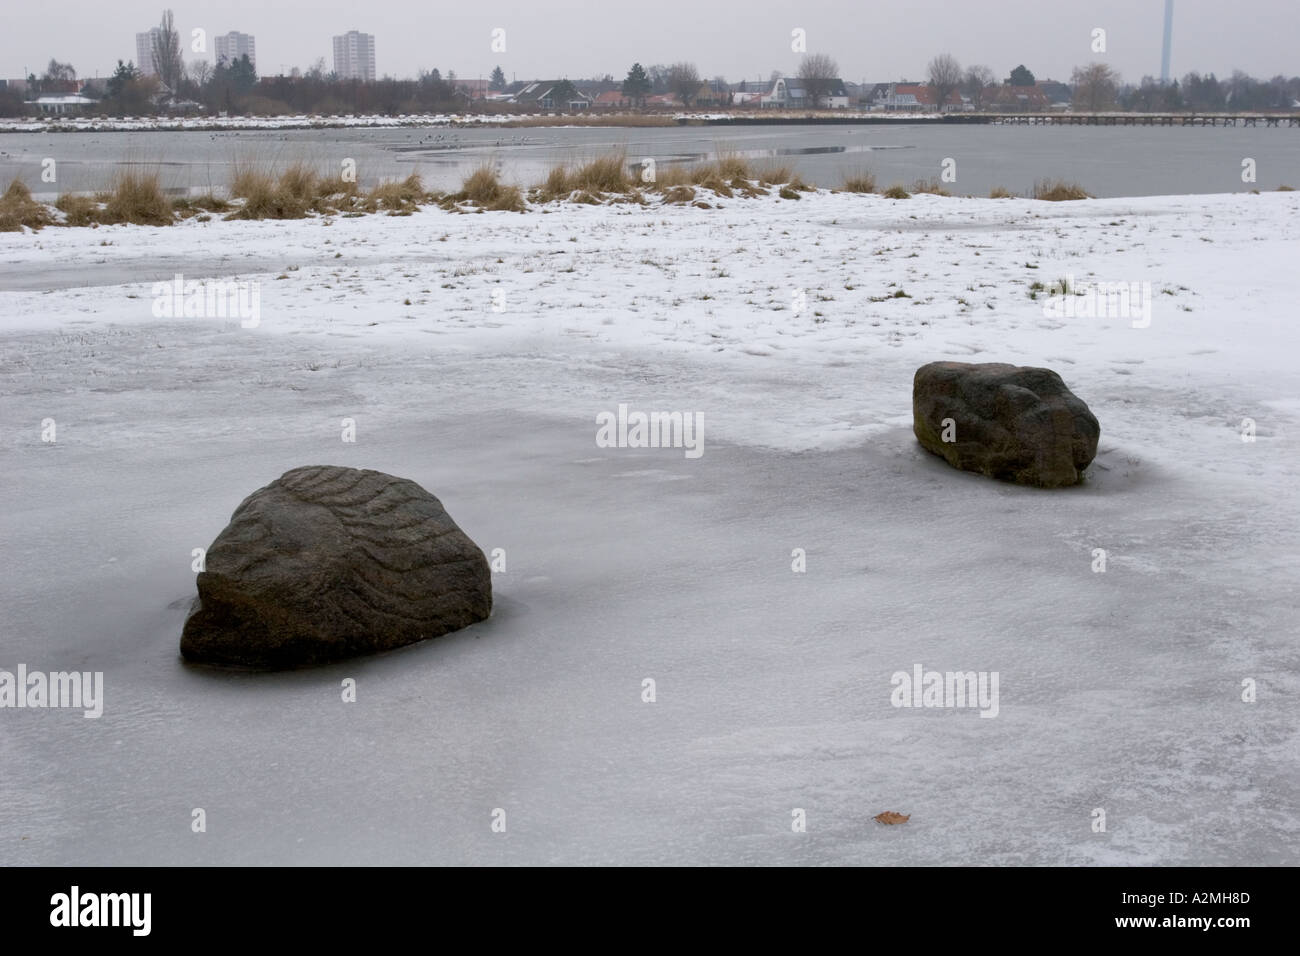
913, 362, 1099, 488
181, 466, 491, 669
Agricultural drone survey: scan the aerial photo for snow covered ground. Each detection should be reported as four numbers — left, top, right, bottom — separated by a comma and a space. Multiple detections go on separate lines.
0, 112, 542, 133
2, 189, 1297, 865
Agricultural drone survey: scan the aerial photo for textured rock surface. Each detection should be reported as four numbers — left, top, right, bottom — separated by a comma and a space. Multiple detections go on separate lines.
181, 466, 491, 669
913, 362, 1100, 488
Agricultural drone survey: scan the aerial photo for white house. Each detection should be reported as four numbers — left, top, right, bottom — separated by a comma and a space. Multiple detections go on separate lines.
819, 82, 851, 109
30, 94, 97, 115
760, 76, 849, 109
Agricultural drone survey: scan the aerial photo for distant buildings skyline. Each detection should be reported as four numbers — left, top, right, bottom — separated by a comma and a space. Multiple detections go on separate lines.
129, 26, 356, 80
332, 31, 376, 82
4, 17, 1269, 87
215, 32, 257, 70
133, 28, 159, 77
2, 1, 1295, 89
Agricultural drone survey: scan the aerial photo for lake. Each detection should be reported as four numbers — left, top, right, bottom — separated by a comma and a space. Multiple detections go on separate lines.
2, 123, 1297, 198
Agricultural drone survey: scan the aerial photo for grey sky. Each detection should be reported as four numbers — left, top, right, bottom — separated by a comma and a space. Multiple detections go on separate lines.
4, 0, 1296, 84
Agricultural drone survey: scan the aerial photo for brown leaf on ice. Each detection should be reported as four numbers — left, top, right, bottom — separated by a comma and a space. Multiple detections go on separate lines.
874, 811, 910, 825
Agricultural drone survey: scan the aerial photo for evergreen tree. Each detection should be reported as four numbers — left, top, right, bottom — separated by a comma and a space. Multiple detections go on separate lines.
228, 54, 257, 94
622, 63, 650, 105
1008, 64, 1036, 87
106, 60, 141, 99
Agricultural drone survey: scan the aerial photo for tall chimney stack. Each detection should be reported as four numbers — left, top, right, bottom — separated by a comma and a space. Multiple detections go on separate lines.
1161, 0, 1174, 84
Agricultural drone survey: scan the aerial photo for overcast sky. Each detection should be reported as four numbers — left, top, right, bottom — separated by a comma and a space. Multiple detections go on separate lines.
4, 0, 1296, 84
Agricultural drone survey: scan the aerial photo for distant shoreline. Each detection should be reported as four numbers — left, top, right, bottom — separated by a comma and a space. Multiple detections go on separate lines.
0, 111, 967, 134
5, 110, 1298, 134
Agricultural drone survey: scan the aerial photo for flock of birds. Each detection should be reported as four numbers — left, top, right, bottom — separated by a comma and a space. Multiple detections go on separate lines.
413, 132, 537, 149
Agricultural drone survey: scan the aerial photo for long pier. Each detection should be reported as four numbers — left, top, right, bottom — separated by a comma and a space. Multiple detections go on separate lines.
981, 112, 1300, 127
689, 111, 1300, 128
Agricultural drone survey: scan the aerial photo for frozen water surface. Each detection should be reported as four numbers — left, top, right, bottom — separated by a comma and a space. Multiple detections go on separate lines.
1, 190, 1297, 864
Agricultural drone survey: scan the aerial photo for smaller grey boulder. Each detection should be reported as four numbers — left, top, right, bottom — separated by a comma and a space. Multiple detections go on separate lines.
181, 465, 491, 669
913, 362, 1099, 488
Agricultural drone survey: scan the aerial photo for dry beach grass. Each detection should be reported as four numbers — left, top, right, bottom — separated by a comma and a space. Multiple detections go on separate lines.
1032, 179, 1092, 201
0, 149, 1107, 231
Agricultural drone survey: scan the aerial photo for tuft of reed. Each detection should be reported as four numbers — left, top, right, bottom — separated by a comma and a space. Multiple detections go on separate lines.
461, 165, 503, 204
911, 177, 951, 197
226, 165, 299, 219
313, 174, 361, 213
533, 151, 636, 202
841, 170, 877, 193
989, 186, 1015, 199
230, 165, 276, 200
881, 183, 911, 199
55, 193, 100, 226
643, 152, 768, 198
364, 172, 425, 213
277, 162, 319, 203
756, 162, 793, 186
486, 184, 526, 212
314, 174, 357, 199
225, 163, 341, 219
0, 179, 54, 231
193, 192, 232, 212
1032, 179, 1091, 201
650, 163, 695, 188
454, 164, 525, 211
690, 169, 734, 197
713, 150, 752, 182
102, 170, 174, 225
568, 151, 634, 194
534, 164, 576, 202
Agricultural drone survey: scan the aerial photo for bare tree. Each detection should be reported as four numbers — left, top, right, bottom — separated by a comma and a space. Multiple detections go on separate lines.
798, 53, 839, 107
44, 59, 77, 82
151, 9, 183, 93
668, 62, 701, 107
1072, 62, 1120, 110
188, 59, 212, 88
646, 64, 670, 94
927, 54, 962, 112
29, 59, 74, 94
963, 65, 996, 111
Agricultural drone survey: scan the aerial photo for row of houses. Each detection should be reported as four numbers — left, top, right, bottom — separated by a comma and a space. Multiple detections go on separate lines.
2, 78, 180, 116
3, 72, 1075, 116
864, 80, 1072, 112
742, 79, 1071, 112
486, 77, 1072, 112
485, 76, 851, 111
1, 78, 100, 114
